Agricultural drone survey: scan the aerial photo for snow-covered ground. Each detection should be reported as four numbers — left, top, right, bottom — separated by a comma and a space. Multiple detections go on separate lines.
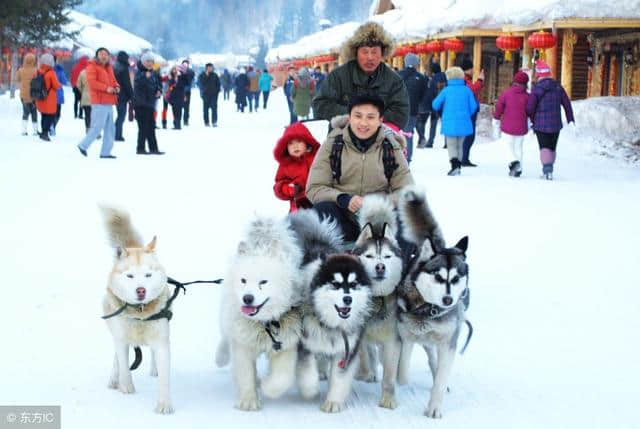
1, 88, 639, 428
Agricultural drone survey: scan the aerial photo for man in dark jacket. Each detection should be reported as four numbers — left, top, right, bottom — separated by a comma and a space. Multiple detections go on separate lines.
312, 22, 409, 131
399, 53, 427, 163
417, 62, 447, 148
283, 67, 298, 124
221, 69, 232, 100
113, 51, 133, 141
181, 59, 195, 126
234, 69, 249, 113
133, 53, 163, 155
197, 63, 221, 127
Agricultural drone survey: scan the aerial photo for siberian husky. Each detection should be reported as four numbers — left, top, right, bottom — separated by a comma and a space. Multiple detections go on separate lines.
396, 186, 471, 418
351, 194, 404, 409
215, 216, 305, 411
297, 254, 373, 413
100, 207, 173, 414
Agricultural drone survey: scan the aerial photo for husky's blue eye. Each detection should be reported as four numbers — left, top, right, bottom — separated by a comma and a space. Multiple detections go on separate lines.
259, 280, 268, 285
126, 274, 134, 279
145, 273, 152, 278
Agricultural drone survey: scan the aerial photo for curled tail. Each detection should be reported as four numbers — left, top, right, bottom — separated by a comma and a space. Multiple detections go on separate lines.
397, 186, 444, 249
100, 206, 143, 249
358, 194, 397, 237
288, 209, 344, 261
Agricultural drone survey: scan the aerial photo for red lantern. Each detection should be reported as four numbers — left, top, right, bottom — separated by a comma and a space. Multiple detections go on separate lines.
404, 45, 416, 54
426, 40, 444, 54
496, 35, 523, 62
528, 30, 557, 61
1, 47, 10, 55
415, 42, 430, 54
394, 46, 406, 57
443, 38, 464, 62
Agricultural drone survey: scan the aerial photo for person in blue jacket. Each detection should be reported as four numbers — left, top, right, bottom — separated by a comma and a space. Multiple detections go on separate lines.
432, 66, 478, 176
258, 68, 274, 109
52, 58, 69, 136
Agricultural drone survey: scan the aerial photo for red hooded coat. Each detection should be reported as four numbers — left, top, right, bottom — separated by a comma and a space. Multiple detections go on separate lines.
273, 122, 320, 212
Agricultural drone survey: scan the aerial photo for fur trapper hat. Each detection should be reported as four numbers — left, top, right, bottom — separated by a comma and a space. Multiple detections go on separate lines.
340, 21, 395, 62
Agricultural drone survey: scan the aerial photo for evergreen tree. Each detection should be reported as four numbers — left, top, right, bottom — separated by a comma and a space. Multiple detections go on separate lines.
0, 0, 83, 48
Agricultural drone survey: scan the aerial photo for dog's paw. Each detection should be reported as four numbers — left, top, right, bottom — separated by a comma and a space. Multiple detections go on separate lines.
261, 375, 290, 399
149, 367, 158, 377
107, 378, 119, 389
355, 370, 377, 383
118, 381, 135, 394
424, 404, 443, 419
378, 391, 397, 409
320, 400, 344, 413
235, 397, 262, 411
154, 400, 174, 414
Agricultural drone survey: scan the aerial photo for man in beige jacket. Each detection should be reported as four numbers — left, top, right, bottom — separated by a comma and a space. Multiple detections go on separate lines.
306, 95, 413, 242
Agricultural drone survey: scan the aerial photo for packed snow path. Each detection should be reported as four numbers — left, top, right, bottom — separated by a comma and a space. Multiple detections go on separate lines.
1, 88, 639, 428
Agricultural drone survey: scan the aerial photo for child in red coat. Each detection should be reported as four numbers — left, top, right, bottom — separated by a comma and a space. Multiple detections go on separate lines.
273, 122, 320, 212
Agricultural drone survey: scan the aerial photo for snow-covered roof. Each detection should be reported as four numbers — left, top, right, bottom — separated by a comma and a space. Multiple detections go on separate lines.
188, 52, 252, 69
267, 0, 640, 62
266, 21, 360, 63
59, 10, 152, 55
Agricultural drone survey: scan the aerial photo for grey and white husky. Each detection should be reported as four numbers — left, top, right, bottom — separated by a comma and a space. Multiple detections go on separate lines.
351, 194, 404, 409
297, 254, 373, 413
396, 186, 471, 418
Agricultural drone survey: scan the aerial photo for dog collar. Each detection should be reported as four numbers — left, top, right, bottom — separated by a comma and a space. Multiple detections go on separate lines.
263, 320, 282, 351
404, 287, 469, 320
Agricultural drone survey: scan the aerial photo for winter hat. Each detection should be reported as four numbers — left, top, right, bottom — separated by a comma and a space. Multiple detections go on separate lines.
140, 52, 155, 64
431, 62, 441, 74
404, 53, 419, 68
535, 60, 552, 78
39, 53, 55, 68
513, 71, 529, 85
445, 66, 465, 80
460, 58, 474, 71
340, 21, 396, 61
274, 122, 320, 162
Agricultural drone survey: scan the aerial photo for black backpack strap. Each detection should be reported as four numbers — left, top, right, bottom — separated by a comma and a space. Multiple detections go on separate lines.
329, 134, 344, 185
381, 139, 398, 185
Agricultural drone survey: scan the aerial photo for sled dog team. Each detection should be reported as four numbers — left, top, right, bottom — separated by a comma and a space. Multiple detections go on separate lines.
100, 185, 471, 418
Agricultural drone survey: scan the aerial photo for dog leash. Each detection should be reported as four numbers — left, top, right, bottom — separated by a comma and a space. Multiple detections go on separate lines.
101, 276, 223, 321
263, 321, 283, 351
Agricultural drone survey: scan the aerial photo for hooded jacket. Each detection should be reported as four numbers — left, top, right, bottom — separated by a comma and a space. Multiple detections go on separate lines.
15, 54, 37, 102
54, 64, 69, 104
114, 51, 133, 103
494, 83, 529, 136
35, 64, 61, 115
76, 69, 92, 107
273, 122, 321, 212
306, 115, 413, 205
134, 60, 161, 110
432, 69, 478, 137
526, 78, 574, 133
71, 56, 88, 88
312, 22, 409, 129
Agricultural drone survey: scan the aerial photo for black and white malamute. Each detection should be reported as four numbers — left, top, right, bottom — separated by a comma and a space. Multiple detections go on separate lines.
297, 254, 373, 413
396, 186, 472, 419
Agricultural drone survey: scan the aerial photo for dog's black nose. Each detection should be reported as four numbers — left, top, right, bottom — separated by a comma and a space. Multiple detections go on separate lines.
243, 294, 254, 305
343, 296, 352, 306
375, 263, 385, 273
442, 296, 453, 306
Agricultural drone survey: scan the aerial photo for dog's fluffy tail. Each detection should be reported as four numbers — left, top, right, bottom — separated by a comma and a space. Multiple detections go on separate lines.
288, 209, 344, 258
100, 206, 143, 249
398, 186, 445, 248
358, 194, 397, 237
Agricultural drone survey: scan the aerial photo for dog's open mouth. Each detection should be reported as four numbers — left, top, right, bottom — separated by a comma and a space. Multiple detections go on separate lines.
334, 305, 351, 319
241, 298, 269, 317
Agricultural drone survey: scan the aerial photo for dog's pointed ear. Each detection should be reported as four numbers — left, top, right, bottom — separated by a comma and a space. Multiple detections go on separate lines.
237, 241, 248, 255
116, 247, 128, 259
454, 236, 468, 254
145, 236, 157, 252
355, 223, 373, 247
420, 237, 438, 259
382, 222, 395, 242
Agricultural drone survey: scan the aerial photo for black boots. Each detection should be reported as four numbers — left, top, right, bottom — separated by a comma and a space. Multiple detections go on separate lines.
508, 161, 522, 177
447, 158, 461, 176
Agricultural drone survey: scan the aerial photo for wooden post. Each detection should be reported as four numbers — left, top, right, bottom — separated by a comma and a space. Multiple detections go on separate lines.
522, 32, 532, 70
447, 51, 455, 69
547, 30, 558, 79
561, 29, 576, 98
440, 51, 447, 69
473, 37, 482, 81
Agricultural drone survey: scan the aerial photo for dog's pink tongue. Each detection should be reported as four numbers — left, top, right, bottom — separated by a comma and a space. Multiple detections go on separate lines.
241, 306, 256, 315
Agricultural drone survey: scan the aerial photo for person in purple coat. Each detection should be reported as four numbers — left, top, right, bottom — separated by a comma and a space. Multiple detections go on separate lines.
526, 60, 574, 180
494, 71, 530, 177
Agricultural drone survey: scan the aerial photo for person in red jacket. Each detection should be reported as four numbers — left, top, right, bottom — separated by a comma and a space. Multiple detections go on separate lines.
461, 58, 484, 167
35, 53, 62, 141
71, 56, 88, 119
273, 122, 320, 212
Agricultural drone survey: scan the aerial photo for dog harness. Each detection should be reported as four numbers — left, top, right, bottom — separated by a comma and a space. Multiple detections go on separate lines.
263, 321, 283, 351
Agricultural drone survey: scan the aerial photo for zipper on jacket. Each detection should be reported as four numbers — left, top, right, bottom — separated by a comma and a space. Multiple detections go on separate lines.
360, 153, 366, 196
